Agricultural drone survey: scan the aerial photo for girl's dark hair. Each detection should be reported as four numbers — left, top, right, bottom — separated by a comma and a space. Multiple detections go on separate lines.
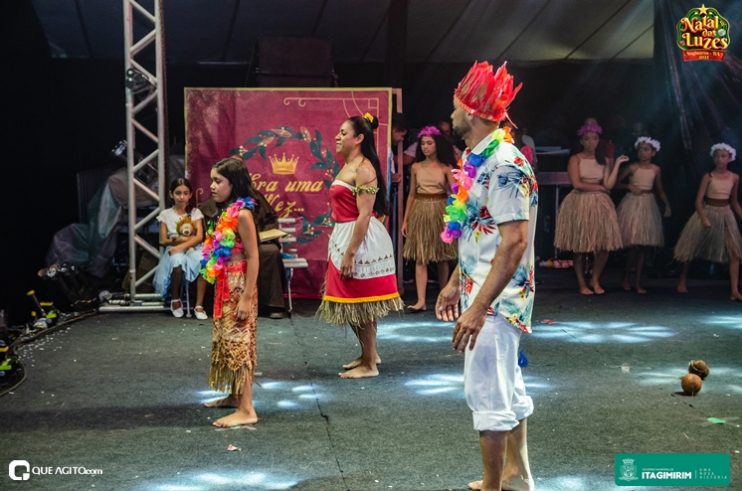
169, 177, 194, 211
212, 157, 263, 209
414, 133, 457, 166
572, 137, 606, 166
348, 115, 388, 216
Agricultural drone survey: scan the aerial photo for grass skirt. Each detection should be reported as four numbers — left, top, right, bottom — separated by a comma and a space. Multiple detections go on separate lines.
673, 205, 742, 263
317, 218, 403, 326
403, 196, 457, 263
554, 190, 623, 252
616, 193, 664, 247
209, 267, 258, 395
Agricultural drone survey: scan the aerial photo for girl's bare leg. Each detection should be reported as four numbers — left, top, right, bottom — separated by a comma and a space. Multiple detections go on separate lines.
409, 261, 428, 309
573, 253, 593, 295
729, 256, 742, 300
677, 262, 690, 293
635, 248, 647, 294
590, 251, 609, 294
170, 266, 183, 306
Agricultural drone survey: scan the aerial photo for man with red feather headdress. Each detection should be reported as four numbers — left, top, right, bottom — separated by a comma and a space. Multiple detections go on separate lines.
436, 61, 538, 491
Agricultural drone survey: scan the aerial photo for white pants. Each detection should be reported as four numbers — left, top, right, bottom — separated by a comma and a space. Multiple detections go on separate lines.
464, 315, 533, 432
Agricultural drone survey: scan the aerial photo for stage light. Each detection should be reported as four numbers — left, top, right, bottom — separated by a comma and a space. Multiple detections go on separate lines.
125, 67, 154, 94
111, 140, 127, 160
377, 320, 452, 343
533, 321, 675, 344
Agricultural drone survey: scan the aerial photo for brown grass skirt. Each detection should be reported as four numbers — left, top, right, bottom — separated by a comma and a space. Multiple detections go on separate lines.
554, 190, 623, 252
209, 270, 258, 395
673, 205, 742, 263
616, 193, 664, 247
316, 296, 404, 327
403, 196, 458, 263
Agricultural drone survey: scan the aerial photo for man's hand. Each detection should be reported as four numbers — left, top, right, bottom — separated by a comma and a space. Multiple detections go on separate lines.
452, 306, 487, 352
435, 283, 460, 322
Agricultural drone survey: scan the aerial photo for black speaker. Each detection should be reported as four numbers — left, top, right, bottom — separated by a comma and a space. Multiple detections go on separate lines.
254, 36, 336, 87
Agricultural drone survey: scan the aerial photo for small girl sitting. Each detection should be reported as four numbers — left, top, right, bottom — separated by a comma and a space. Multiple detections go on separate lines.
153, 178, 205, 317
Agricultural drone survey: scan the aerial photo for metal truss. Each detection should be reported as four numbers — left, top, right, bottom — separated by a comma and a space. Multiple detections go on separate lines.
102, 0, 167, 311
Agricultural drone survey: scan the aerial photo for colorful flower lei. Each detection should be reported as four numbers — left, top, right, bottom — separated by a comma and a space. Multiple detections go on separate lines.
200, 197, 256, 284
441, 127, 513, 244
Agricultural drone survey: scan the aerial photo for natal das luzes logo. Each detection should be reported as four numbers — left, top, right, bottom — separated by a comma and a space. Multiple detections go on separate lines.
676, 4, 730, 61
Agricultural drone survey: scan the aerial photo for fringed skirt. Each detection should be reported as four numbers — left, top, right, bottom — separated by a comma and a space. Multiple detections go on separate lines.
153, 246, 203, 298
317, 217, 403, 326
673, 204, 742, 263
403, 194, 457, 263
554, 190, 623, 252
617, 193, 664, 247
209, 261, 258, 394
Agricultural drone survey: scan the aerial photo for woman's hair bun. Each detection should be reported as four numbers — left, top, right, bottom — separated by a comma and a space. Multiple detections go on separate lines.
362, 112, 379, 130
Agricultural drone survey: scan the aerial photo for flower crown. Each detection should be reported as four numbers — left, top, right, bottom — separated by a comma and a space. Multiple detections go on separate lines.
634, 136, 661, 152
710, 142, 736, 161
577, 122, 602, 136
417, 125, 442, 138
454, 61, 522, 123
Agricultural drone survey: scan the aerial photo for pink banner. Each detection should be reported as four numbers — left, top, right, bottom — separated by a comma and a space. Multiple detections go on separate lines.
185, 88, 392, 299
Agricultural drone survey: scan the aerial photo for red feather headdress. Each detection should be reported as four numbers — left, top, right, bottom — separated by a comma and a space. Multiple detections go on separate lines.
454, 61, 522, 123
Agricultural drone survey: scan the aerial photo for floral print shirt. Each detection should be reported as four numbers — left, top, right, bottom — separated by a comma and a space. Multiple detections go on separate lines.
457, 134, 539, 333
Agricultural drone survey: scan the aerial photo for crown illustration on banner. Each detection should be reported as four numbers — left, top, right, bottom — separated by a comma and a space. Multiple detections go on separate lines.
269, 152, 299, 175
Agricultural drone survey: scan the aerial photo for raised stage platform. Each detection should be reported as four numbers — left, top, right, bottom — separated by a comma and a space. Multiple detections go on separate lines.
2, 269, 740, 490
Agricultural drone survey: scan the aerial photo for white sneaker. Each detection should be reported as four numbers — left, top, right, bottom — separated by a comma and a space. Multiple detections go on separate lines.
194, 306, 208, 320
170, 300, 184, 318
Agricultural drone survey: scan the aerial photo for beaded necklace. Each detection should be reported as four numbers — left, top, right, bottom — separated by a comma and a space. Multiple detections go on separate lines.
200, 197, 256, 283
441, 127, 513, 243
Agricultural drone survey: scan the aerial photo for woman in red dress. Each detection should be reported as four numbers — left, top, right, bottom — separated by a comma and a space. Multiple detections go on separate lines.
316, 113, 403, 378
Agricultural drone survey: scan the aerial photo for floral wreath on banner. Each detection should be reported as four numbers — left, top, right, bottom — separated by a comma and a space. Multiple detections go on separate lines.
230, 126, 339, 243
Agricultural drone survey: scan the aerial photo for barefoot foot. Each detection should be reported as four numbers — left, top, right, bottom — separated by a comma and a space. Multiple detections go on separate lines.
339, 365, 379, 379
579, 286, 594, 296
406, 303, 427, 313
502, 475, 535, 491
468, 476, 533, 491
342, 355, 381, 370
591, 283, 605, 295
677, 284, 688, 294
730, 292, 742, 301
204, 396, 238, 408
636, 286, 647, 295
622, 277, 631, 291
212, 410, 258, 428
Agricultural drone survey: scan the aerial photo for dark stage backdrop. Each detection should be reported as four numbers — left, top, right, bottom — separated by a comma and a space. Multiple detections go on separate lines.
653, 0, 741, 240
6, 0, 740, 321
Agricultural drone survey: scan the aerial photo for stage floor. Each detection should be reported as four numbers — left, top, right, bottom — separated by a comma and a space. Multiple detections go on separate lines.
2, 270, 741, 490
